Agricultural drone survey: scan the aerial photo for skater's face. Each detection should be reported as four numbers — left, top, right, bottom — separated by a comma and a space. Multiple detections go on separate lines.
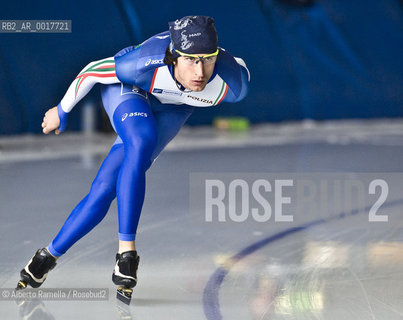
173, 52, 217, 92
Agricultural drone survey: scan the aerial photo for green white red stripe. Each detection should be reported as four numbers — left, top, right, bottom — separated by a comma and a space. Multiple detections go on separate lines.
75, 59, 116, 97
213, 81, 228, 105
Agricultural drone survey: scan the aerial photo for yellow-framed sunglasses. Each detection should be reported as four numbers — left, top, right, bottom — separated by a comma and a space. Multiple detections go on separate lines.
174, 49, 219, 65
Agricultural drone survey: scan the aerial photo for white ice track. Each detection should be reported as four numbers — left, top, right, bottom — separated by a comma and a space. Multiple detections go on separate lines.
1, 118, 403, 320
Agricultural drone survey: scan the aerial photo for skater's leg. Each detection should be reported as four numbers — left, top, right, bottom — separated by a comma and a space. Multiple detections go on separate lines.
149, 103, 195, 165
112, 103, 193, 299
112, 97, 158, 242
119, 240, 136, 253
114, 102, 193, 245
115, 106, 193, 253
47, 143, 124, 257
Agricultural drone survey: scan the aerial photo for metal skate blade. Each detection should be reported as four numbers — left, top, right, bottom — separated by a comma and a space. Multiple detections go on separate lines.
116, 299, 132, 319
15, 280, 27, 291
116, 288, 132, 305
116, 291, 131, 305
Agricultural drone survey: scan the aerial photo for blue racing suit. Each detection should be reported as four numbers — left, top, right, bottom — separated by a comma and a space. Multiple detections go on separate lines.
48, 31, 250, 257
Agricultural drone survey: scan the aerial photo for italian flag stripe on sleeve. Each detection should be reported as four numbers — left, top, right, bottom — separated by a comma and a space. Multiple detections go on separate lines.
74, 60, 116, 97
77, 60, 115, 76
213, 81, 229, 106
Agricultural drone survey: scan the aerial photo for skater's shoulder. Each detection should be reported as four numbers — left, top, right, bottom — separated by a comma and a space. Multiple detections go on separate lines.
214, 48, 250, 102
114, 31, 170, 84
114, 31, 170, 61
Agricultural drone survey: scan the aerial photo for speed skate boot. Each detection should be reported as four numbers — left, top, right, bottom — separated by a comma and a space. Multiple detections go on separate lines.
112, 250, 140, 305
16, 248, 57, 290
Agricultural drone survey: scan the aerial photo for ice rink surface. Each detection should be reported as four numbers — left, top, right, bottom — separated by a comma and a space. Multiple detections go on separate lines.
1, 119, 403, 320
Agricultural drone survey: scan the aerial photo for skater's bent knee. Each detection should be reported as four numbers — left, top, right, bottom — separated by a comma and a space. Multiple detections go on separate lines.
90, 179, 116, 199
124, 135, 157, 157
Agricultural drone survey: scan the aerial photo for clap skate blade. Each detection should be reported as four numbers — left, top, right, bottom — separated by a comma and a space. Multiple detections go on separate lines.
16, 280, 28, 291
117, 286, 133, 305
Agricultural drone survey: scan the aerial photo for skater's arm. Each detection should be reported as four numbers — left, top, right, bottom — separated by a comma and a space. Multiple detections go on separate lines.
55, 57, 120, 133
214, 49, 250, 104
232, 57, 250, 102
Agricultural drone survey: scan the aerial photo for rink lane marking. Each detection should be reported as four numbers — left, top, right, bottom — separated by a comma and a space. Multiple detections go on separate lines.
202, 198, 403, 320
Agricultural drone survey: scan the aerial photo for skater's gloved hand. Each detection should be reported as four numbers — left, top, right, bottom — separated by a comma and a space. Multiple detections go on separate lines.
42, 106, 61, 135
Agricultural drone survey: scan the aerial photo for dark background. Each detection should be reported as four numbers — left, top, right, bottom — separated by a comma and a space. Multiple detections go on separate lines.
0, 0, 402, 134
